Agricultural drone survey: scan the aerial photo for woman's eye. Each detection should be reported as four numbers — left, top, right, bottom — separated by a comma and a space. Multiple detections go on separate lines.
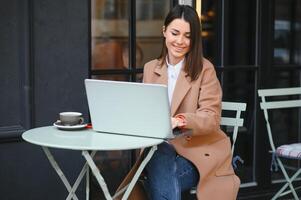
171, 32, 177, 36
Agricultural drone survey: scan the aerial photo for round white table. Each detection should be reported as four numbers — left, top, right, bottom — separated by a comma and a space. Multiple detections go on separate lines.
22, 126, 163, 200
22, 126, 163, 150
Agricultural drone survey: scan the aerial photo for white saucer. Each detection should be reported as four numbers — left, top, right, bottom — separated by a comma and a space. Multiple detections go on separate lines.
53, 121, 87, 130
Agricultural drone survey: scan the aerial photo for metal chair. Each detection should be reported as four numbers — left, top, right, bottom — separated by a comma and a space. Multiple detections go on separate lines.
190, 101, 247, 194
258, 87, 301, 200
220, 101, 247, 154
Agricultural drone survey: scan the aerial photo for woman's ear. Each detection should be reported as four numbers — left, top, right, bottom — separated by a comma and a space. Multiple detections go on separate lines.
162, 26, 166, 36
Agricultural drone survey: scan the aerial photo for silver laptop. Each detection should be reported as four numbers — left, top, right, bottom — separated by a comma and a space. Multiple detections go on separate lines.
85, 79, 174, 139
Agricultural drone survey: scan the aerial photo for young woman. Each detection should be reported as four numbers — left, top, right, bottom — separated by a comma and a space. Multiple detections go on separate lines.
118, 5, 239, 200
142, 5, 240, 200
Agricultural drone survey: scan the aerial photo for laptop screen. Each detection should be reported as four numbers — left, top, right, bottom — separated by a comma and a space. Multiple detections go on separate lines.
85, 79, 173, 139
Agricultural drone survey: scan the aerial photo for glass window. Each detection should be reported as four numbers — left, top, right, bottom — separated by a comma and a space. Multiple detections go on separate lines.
136, 0, 170, 69
199, 0, 218, 63
225, 0, 256, 66
274, 0, 301, 65
91, 0, 129, 73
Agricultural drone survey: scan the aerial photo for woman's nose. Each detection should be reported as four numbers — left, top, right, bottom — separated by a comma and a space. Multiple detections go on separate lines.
176, 35, 184, 44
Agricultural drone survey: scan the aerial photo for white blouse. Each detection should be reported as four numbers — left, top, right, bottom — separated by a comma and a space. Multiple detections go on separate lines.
166, 58, 184, 105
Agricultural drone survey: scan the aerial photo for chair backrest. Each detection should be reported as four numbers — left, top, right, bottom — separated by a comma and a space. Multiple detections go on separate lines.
221, 101, 247, 154
258, 87, 301, 152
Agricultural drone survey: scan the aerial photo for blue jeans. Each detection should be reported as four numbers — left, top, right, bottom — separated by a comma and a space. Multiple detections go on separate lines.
144, 142, 199, 200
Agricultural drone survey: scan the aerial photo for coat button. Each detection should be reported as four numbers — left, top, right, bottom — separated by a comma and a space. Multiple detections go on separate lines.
185, 136, 192, 141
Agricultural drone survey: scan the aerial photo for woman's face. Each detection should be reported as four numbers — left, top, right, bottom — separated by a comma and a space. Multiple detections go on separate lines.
163, 18, 191, 65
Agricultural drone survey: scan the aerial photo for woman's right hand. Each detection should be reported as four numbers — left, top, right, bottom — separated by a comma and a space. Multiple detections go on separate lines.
171, 117, 187, 129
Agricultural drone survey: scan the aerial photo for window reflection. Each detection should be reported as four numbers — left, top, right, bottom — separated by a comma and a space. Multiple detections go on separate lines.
91, 0, 129, 72
91, 0, 170, 78
274, 0, 301, 65
137, 0, 169, 20
93, 0, 128, 20
200, 0, 217, 62
136, 0, 170, 68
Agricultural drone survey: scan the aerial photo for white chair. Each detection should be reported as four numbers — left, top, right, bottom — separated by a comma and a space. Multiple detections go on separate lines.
190, 101, 247, 194
221, 101, 247, 154
258, 87, 301, 200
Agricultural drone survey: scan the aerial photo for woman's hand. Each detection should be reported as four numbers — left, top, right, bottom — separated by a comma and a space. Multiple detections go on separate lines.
171, 117, 187, 129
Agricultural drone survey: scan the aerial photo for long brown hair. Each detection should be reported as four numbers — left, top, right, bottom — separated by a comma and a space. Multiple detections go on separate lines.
158, 5, 203, 81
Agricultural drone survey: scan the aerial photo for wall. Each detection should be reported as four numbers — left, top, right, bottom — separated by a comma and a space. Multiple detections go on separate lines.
0, 0, 89, 199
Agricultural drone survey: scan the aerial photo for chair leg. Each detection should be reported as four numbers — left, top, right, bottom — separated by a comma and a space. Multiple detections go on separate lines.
271, 157, 301, 200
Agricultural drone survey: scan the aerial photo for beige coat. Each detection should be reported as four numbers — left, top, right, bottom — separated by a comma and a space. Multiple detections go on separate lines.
117, 58, 240, 200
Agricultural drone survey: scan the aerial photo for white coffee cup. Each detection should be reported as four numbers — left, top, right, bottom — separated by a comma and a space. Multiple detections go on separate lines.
59, 112, 84, 126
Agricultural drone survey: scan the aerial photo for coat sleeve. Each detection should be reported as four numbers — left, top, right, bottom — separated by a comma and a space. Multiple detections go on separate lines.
176, 60, 222, 136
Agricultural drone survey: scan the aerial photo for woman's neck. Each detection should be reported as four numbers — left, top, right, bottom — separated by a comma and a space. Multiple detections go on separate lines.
167, 56, 184, 66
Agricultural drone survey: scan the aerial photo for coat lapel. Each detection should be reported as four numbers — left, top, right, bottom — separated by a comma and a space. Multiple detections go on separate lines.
171, 70, 191, 116
152, 61, 191, 116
